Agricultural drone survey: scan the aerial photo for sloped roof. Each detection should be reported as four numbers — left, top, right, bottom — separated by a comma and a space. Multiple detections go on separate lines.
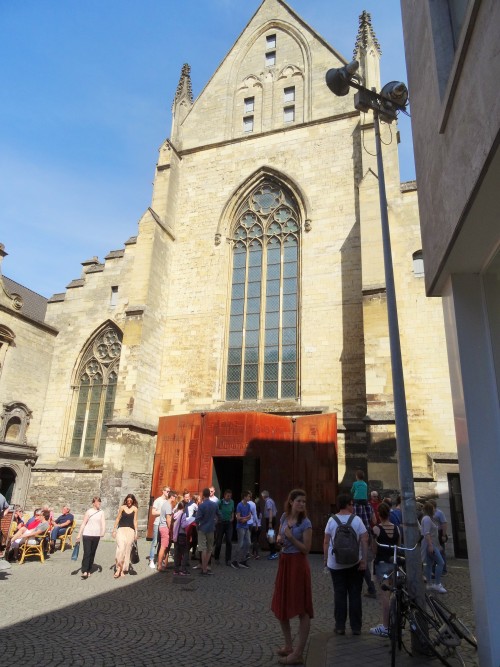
3, 276, 48, 323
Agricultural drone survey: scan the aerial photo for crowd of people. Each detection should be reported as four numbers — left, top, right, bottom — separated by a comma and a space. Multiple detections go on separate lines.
147, 485, 281, 576
321, 469, 450, 643
1, 475, 452, 665
1, 503, 75, 561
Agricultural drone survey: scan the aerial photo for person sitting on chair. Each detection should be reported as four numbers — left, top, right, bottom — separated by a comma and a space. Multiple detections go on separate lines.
9, 510, 51, 561
49, 505, 74, 553
8, 508, 42, 546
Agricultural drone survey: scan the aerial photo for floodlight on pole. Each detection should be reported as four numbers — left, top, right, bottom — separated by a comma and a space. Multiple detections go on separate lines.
325, 64, 424, 615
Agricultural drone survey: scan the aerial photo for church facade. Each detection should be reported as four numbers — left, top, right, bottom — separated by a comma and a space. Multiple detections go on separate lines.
0, 0, 459, 544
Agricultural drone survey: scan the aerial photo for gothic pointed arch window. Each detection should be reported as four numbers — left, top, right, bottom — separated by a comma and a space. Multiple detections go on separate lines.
69, 325, 122, 458
226, 180, 300, 401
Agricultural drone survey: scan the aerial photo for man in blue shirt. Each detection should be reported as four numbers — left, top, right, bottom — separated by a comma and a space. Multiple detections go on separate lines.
49, 505, 74, 553
232, 491, 252, 569
196, 488, 221, 575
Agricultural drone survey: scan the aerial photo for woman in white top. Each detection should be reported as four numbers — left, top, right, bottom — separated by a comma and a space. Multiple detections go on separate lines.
76, 496, 105, 580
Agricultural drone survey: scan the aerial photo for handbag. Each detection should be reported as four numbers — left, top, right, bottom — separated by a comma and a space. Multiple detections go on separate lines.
71, 541, 80, 561
130, 540, 140, 565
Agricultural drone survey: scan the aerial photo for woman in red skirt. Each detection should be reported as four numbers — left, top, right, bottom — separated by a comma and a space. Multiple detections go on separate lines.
271, 488, 313, 665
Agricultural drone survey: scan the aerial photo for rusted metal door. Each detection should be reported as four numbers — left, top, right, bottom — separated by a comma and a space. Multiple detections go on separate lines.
150, 411, 337, 551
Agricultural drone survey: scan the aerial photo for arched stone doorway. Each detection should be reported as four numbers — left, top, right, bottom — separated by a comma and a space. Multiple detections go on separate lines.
0, 466, 16, 503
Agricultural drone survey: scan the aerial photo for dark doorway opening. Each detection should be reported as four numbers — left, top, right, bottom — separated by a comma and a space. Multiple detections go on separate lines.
0, 466, 16, 503
448, 472, 468, 558
212, 457, 260, 502
212, 456, 260, 544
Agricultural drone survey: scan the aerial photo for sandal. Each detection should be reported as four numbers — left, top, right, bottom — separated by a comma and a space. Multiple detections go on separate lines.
113, 569, 121, 579
277, 648, 293, 657
278, 656, 303, 665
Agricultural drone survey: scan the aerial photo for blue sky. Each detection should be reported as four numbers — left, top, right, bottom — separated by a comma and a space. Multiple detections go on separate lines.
0, 0, 414, 297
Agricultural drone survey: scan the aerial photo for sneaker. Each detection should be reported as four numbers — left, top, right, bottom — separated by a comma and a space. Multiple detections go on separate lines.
231, 561, 240, 569
268, 553, 279, 560
370, 624, 389, 638
239, 561, 250, 569
426, 584, 435, 591
433, 583, 447, 594
192, 564, 200, 569
149, 560, 156, 570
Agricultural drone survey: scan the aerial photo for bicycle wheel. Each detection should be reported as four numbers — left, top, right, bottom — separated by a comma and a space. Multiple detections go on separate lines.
389, 593, 400, 667
409, 606, 465, 667
428, 595, 477, 649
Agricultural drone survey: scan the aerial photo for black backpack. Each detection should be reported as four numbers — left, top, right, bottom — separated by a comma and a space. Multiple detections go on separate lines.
331, 514, 359, 565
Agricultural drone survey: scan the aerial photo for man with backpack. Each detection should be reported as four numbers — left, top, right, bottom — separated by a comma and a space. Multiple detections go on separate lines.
323, 493, 368, 636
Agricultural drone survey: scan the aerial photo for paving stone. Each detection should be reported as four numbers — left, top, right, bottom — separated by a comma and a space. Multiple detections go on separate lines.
0, 541, 476, 667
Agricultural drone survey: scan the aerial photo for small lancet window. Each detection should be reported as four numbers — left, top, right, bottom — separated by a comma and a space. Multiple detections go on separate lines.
266, 51, 276, 67
412, 250, 424, 277
244, 97, 255, 113
266, 34, 276, 50
243, 116, 254, 133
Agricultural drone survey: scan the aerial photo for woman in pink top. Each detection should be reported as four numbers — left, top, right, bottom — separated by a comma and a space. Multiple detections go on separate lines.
77, 496, 106, 579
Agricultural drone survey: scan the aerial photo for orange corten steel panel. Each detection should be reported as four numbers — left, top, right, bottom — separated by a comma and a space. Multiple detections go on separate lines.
293, 413, 338, 551
149, 412, 337, 550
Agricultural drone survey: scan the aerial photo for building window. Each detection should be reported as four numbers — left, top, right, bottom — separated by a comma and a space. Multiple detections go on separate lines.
412, 250, 424, 277
69, 325, 121, 458
110, 286, 118, 306
243, 116, 254, 133
244, 97, 255, 113
284, 86, 295, 103
266, 51, 276, 67
0, 325, 14, 381
226, 180, 300, 401
266, 34, 276, 50
284, 106, 295, 123
0, 402, 32, 445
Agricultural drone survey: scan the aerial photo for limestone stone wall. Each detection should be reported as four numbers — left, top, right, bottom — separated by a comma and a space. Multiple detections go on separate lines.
26, 469, 102, 521
0, 308, 56, 445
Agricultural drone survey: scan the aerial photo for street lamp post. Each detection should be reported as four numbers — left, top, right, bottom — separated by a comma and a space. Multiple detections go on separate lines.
325, 62, 424, 605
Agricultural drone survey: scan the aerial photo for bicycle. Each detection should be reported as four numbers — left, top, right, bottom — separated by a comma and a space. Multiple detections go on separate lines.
376, 541, 477, 667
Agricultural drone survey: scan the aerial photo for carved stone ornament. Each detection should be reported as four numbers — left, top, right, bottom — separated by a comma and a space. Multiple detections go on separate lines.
304, 219, 312, 232
214, 233, 222, 246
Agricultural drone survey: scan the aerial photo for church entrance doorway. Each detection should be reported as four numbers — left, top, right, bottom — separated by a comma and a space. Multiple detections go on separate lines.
0, 466, 16, 503
212, 456, 260, 506
150, 412, 338, 551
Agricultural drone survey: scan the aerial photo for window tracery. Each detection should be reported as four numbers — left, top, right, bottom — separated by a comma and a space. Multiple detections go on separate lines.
70, 325, 121, 458
226, 181, 300, 401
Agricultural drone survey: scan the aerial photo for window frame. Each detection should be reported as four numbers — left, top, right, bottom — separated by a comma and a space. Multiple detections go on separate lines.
266, 51, 276, 67
226, 181, 300, 402
68, 325, 122, 458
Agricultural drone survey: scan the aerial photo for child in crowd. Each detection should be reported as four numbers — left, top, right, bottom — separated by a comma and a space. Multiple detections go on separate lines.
351, 470, 368, 506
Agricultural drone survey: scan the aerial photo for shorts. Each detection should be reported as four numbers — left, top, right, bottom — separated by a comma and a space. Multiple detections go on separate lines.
375, 561, 393, 583
198, 530, 214, 553
159, 525, 170, 547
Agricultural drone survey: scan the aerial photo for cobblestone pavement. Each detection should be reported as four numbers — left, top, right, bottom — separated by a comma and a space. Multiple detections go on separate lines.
0, 542, 476, 667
